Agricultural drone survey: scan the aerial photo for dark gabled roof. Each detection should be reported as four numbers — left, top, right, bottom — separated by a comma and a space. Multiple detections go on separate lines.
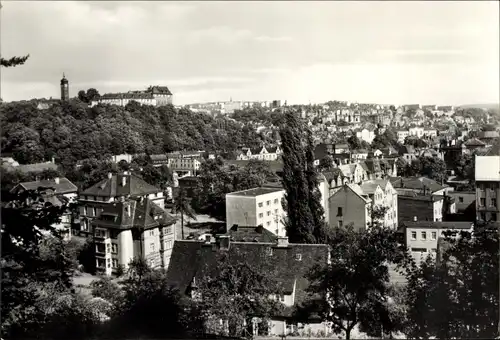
322, 169, 343, 183
363, 159, 381, 173
401, 221, 473, 230
13, 177, 77, 195
150, 154, 168, 161
166, 239, 329, 309
148, 86, 173, 95
227, 225, 278, 243
81, 173, 161, 197
390, 176, 446, 193
92, 197, 176, 230
464, 138, 486, 147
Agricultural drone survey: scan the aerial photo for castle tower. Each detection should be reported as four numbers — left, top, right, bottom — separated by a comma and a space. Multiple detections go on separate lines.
60, 73, 69, 101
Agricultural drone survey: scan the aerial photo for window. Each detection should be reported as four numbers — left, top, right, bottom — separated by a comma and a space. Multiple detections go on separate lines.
259, 213, 263, 218
267, 247, 273, 256
149, 230, 155, 237
258, 202, 263, 208
481, 212, 486, 221
83, 206, 87, 215
411, 248, 427, 253
92, 207, 97, 216
274, 199, 279, 204
492, 198, 497, 207
111, 243, 118, 254
266, 221, 271, 226
295, 254, 302, 261
95, 229, 106, 238
337, 207, 343, 217
411, 231, 417, 240
431, 232, 437, 240
266, 200, 271, 206
267, 211, 271, 216
112, 259, 118, 268
165, 240, 173, 249
106, 243, 111, 253
480, 198, 486, 206
459, 197, 464, 203
338, 220, 343, 228
279, 295, 285, 302
163, 226, 172, 235
492, 213, 498, 221
421, 231, 427, 240
107, 258, 111, 268
150, 243, 155, 252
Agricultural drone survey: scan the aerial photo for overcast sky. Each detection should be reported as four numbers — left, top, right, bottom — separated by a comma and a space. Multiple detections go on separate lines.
1, 1, 498, 105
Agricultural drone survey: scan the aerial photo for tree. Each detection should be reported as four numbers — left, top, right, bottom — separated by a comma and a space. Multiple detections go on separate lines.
317, 155, 334, 172
196, 248, 284, 337
1, 55, 29, 68
347, 135, 362, 150
1, 188, 99, 339
279, 108, 328, 244
404, 226, 498, 338
420, 156, 447, 183
296, 225, 411, 340
174, 188, 197, 240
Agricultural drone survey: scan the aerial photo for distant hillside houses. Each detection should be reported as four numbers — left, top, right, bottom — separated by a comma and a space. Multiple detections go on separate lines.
237, 145, 282, 161
91, 85, 173, 107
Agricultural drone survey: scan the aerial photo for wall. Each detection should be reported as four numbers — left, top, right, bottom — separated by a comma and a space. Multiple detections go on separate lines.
143, 226, 162, 268
328, 186, 368, 231
255, 191, 286, 236
398, 197, 434, 222
226, 195, 257, 228
476, 181, 500, 222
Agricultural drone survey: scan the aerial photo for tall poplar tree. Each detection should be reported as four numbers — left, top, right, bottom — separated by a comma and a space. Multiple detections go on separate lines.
279, 107, 327, 244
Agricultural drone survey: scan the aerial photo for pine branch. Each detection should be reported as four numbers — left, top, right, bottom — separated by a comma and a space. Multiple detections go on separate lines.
1, 55, 30, 68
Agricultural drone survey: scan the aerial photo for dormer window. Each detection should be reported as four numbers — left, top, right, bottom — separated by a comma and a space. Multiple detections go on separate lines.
295, 254, 302, 261
266, 247, 273, 256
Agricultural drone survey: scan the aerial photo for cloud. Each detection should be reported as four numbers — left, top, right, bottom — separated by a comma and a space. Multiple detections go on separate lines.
188, 26, 254, 44
254, 36, 293, 43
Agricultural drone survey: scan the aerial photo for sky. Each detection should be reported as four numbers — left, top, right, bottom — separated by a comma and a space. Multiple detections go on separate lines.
1, 1, 499, 105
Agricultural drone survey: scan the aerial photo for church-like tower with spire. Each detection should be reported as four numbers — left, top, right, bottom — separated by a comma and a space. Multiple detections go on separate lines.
60, 73, 69, 101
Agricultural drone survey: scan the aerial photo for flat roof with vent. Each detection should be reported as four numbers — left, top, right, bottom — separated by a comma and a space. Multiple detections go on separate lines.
226, 187, 284, 197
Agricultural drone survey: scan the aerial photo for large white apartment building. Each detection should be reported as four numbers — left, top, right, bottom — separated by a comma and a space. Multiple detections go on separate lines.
226, 187, 287, 237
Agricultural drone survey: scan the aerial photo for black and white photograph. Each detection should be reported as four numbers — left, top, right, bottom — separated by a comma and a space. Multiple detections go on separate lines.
1, 1, 499, 339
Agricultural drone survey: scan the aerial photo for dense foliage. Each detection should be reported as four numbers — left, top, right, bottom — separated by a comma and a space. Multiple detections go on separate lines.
398, 155, 447, 183
1, 54, 29, 68
279, 108, 328, 243
0, 100, 265, 169
192, 158, 278, 221
296, 225, 411, 339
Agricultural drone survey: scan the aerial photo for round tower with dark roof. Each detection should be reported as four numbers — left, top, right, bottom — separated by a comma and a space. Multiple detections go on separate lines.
60, 73, 69, 101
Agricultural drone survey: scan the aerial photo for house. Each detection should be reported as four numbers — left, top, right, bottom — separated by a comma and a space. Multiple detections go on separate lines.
399, 220, 473, 266
150, 154, 169, 167
475, 154, 500, 223
446, 191, 476, 221
92, 196, 176, 275
397, 129, 409, 143
351, 149, 369, 161
356, 128, 375, 144
398, 145, 417, 163
337, 162, 367, 184
226, 187, 287, 237
110, 154, 134, 164
328, 183, 372, 230
464, 138, 486, 153
91, 85, 173, 107
391, 176, 454, 222
165, 236, 331, 336
236, 146, 282, 161
359, 179, 398, 229
408, 126, 425, 139
10, 177, 78, 241
78, 172, 166, 236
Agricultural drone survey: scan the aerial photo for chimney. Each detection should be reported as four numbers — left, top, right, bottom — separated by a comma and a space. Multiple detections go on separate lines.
54, 177, 60, 184
121, 174, 127, 187
108, 172, 113, 179
413, 216, 417, 222
277, 236, 289, 247
217, 235, 230, 250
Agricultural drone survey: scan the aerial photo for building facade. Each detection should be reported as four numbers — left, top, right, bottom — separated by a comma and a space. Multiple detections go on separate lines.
226, 187, 287, 237
328, 184, 372, 231
91, 85, 173, 107
475, 155, 500, 222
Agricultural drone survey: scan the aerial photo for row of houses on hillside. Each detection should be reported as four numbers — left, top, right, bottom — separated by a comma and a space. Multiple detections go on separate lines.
236, 145, 282, 161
